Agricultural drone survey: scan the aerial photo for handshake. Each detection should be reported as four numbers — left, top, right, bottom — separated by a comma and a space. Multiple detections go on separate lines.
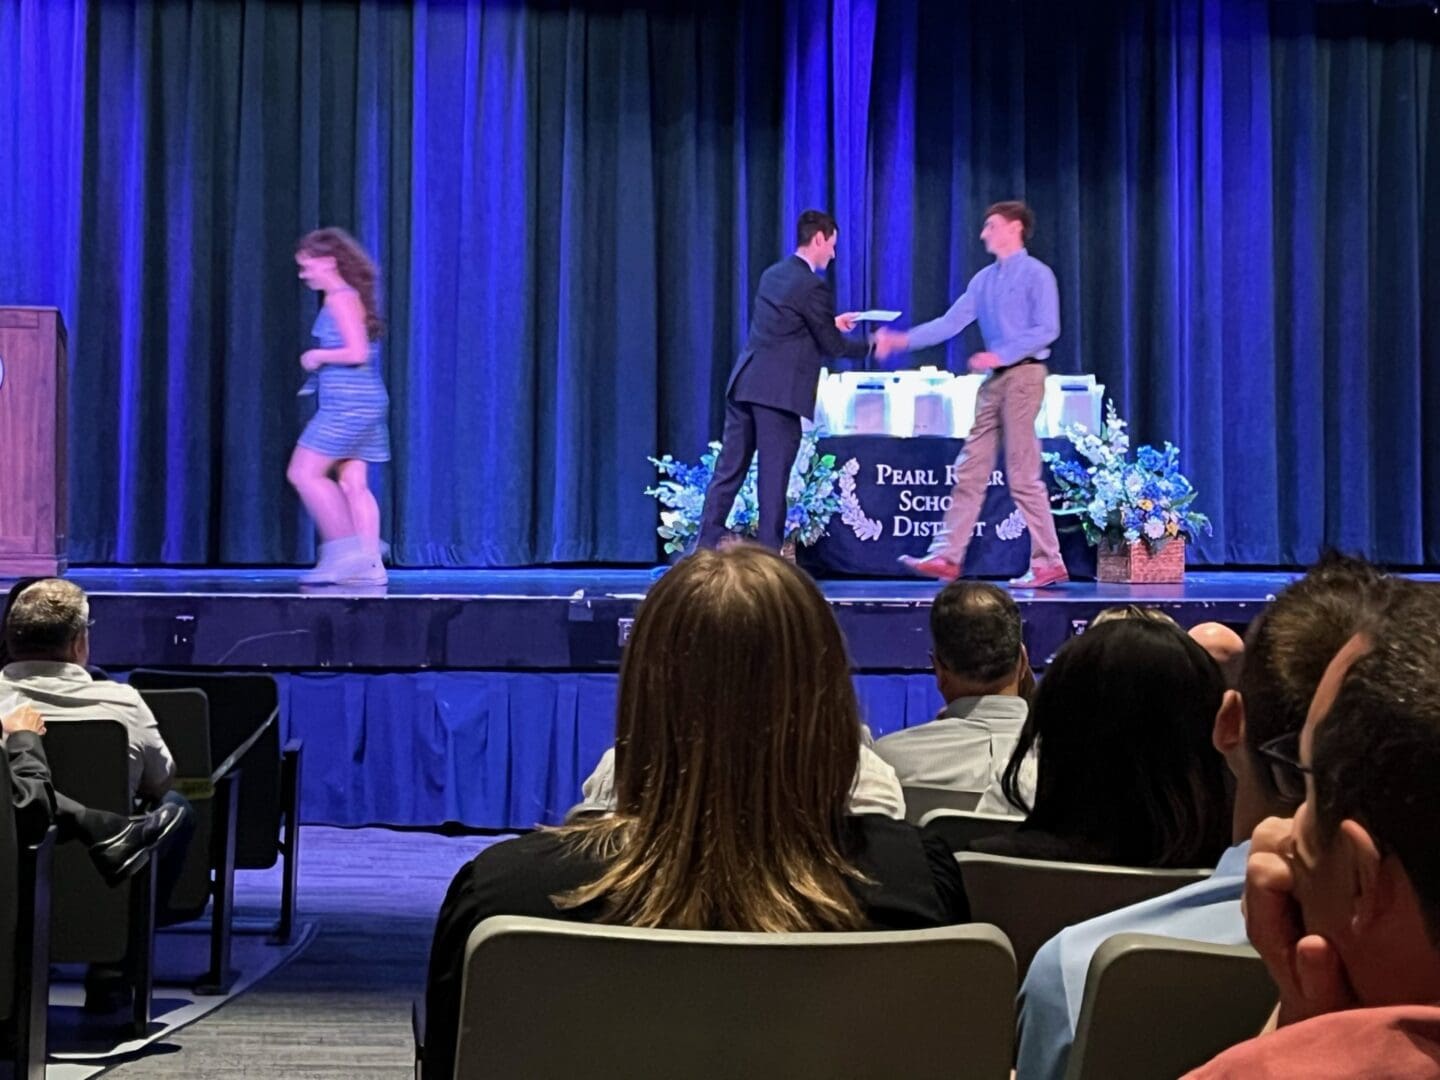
834, 313, 907, 360
871, 327, 907, 360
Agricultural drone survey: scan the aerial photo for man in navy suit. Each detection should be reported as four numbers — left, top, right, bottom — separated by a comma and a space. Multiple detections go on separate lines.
697, 210, 873, 552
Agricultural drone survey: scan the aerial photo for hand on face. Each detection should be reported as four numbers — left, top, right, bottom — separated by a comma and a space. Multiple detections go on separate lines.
1243, 814, 1357, 1026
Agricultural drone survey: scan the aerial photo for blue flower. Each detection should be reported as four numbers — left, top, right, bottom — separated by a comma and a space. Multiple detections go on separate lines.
1136, 445, 1166, 473
649, 429, 846, 549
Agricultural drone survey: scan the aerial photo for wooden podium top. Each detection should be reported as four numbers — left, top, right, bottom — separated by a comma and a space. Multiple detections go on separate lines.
0, 306, 66, 340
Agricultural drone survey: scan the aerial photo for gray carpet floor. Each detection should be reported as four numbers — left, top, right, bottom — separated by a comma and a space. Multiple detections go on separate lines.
101, 826, 505, 1079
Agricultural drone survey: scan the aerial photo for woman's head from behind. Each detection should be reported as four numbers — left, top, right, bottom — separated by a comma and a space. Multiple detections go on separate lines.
1011, 618, 1229, 867
566, 544, 865, 931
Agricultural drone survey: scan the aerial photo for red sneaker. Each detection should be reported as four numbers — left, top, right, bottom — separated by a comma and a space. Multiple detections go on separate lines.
898, 554, 962, 582
1009, 564, 1070, 589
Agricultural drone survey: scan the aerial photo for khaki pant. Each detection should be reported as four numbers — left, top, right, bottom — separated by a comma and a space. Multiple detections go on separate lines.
931, 362, 1062, 569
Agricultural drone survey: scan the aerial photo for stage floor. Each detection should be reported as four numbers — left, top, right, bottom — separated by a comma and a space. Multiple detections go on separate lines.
52, 566, 1342, 672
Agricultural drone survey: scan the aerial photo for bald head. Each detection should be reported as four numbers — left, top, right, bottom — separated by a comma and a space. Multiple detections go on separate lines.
1189, 622, 1245, 689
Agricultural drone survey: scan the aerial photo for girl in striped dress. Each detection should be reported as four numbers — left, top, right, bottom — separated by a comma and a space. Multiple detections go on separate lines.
287, 228, 391, 585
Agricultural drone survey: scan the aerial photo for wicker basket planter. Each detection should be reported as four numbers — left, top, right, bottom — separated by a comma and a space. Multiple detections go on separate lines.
1096, 539, 1186, 584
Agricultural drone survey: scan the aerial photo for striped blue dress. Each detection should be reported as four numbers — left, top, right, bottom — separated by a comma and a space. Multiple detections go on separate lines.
297, 297, 391, 462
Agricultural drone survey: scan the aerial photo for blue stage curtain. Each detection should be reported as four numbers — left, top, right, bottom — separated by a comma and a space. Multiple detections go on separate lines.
3, 1, 1439, 566
278, 670, 944, 829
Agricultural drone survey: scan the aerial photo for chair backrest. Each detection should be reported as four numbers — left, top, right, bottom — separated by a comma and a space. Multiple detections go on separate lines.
902, 785, 981, 823
1065, 933, 1277, 1080
956, 853, 1211, 979
138, 688, 214, 919
454, 916, 1017, 1080
41, 719, 135, 964
918, 808, 1022, 851
128, 671, 280, 869
139, 688, 213, 780
0, 753, 17, 1020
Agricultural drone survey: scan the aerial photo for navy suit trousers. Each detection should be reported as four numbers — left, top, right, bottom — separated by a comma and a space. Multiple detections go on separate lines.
697, 397, 801, 552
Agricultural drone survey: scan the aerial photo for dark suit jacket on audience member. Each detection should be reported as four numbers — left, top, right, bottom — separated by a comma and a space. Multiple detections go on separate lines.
4, 730, 57, 845
727, 254, 871, 420
423, 815, 966, 1079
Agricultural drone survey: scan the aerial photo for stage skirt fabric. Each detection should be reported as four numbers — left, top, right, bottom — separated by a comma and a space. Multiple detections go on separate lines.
271, 671, 943, 829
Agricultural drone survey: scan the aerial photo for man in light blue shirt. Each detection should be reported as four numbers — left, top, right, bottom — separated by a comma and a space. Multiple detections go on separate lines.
1013, 556, 1392, 1080
877, 201, 1066, 588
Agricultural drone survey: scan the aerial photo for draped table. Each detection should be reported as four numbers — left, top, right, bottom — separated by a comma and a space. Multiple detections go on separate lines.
799, 435, 1096, 579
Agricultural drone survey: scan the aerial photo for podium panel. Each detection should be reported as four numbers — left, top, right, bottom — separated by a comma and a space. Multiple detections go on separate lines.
0, 307, 67, 575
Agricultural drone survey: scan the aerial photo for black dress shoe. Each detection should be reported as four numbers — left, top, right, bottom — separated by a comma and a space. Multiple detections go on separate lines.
87, 800, 190, 886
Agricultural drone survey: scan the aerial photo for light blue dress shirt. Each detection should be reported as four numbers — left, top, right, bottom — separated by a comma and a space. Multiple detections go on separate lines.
904, 248, 1060, 365
1014, 841, 1251, 1080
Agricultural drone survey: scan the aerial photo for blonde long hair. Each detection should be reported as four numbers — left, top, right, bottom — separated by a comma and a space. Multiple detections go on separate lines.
558, 545, 868, 931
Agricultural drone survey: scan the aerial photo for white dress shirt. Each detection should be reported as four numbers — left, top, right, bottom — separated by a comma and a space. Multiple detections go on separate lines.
0, 661, 175, 802
570, 742, 907, 820
872, 694, 1028, 793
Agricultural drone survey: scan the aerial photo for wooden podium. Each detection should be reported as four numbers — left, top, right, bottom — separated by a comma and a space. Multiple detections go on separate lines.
0, 307, 67, 575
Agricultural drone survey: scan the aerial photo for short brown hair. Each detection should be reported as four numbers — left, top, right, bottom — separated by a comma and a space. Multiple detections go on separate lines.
985, 200, 1035, 241
557, 545, 868, 932
1239, 553, 1390, 754
796, 209, 838, 247
1312, 582, 1440, 941
930, 581, 1022, 686
4, 578, 88, 660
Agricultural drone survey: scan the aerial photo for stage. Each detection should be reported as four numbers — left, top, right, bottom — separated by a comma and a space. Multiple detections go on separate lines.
24, 566, 1411, 831
72, 567, 1299, 673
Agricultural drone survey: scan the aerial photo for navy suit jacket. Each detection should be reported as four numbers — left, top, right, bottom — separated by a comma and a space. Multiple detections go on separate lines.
727, 254, 871, 420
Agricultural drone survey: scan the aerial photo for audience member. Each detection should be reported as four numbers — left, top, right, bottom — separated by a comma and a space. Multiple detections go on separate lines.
1187, 581, 1440, 1078
871, 581, 1030, 794
972, 603, 1183, 817
968, 618, 1230, 868
0, 577, 193, 1013
424, 546, 968, 1080
1089, 604, 1180, 629
1016, 555, 1389, 1080
1189, 621, 1246, 689
0, 578, 174, 802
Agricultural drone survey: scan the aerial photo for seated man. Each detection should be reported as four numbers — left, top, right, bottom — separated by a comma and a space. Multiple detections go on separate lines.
1, 578, 194, 1013
1015, 555, 1389, 1080
1188, 580, 1440, 1078
0, 578, 174, 804
871, 581, 1029, 795
1189, 621, 1246, 689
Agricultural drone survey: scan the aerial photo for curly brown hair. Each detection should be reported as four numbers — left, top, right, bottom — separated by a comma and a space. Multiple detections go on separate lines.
296, 227, 385, 340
